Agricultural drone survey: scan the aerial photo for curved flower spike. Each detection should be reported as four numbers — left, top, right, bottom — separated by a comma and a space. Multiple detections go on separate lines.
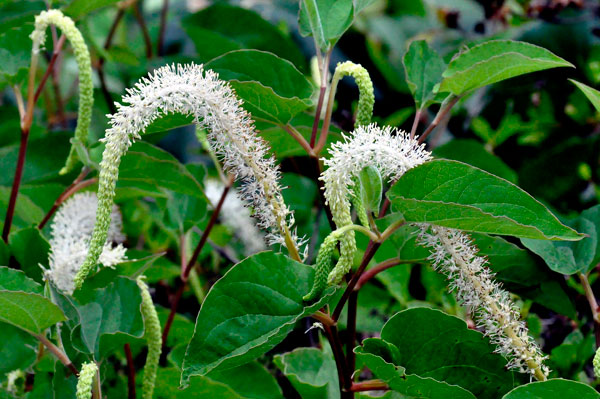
332, 61, 374, 127
417, 225, 549, 381
319, 124, 430, 288
76, 362, 97, 399
30, 10, 93, 175
137, 277, 161, 399
594, 346, 600, 378
74, 63, 302, 290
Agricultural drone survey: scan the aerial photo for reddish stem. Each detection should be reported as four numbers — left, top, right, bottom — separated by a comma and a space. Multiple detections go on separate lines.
161, 178, 233, 348
349, 380, 389, 392
38, 169, 94, 229
355, 258, 402, 291
3, 130, 30, 242
133, 2, 153, 59
33, 34, 66, 104
157, 0, 169, 56
124, 343, 136, 399
332, 241, 381, 321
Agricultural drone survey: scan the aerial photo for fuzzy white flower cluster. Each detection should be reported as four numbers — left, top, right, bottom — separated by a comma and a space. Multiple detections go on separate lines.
418, 225, 549, 380
321, 124, 431, 283
204, 179, 266, 255
78, 63, 301, 288
46, 192, 126, 294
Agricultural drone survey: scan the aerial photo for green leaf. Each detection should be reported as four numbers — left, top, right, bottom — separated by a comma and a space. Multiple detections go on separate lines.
0, 323, 37, 376
521, 205, 600, 275
433, 139, 518, 183
110, 142, 205, 200
63, 0, 120, 19
358, 166, 383, 216
274, 347, 340, 399
0, 239, 9, 266
53, 277, 144, 356
0, 26, 32, 82
155, 368, 244, 399
9, 227, 50, 283
355, 338, 476, 399
0, 187, 44, 233
439, 40, 574, 95
0, 291, 65, 335
569, 79, 600, 113
379, 308, 515, 398
502, 379, 599, 399
209, 362, 284, 399
205, 50, 313, 124
387, 159, 582, 240
181, 251, 336, 385
403, 40, 446, 110
159, 188, 208, 234
182, 4, 304, 68
0, 266, 42, 293
299, 0, 354, 51
0, 1, 45, 35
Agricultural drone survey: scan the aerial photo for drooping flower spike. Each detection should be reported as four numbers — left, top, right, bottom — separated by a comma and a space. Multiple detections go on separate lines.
30, 9, 93, 175
418, 225, 549, 380
46, 192, 126, 295
137, 276, 161, 399
330, 61, 375, 127
74, 63, 302, 290
310, 124, 430, 299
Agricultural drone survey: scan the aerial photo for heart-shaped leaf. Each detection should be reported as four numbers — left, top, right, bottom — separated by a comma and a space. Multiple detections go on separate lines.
387, 159, 582, 240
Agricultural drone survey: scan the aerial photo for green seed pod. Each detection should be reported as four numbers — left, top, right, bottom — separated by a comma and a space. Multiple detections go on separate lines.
30, 10, 94, 175
357, 165, 383, 217
137, 276, 162, 399
334, 61, 374, 127
75, 362, 97, 399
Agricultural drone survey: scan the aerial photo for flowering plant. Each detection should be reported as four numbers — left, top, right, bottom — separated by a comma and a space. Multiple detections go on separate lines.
1, 1, 600, 399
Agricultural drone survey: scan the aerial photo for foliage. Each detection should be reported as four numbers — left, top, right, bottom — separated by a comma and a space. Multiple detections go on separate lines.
1, 0, 600, 398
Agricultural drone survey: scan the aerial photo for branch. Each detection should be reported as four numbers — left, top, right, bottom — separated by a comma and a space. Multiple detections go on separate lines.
579, 272, 600, 347
133, 1, 152, 58
38, 168, 94, 229
355, 258, 403, 291
124, 343, 136, 399
310, 50, 331, 148
34, 333, 79, 376
157, 0, 169, 56
417, 95, 459, 144
349, 380, 389, 392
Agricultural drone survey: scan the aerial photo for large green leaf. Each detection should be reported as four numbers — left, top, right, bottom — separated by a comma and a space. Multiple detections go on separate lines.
355, 338, 476, 399
181, 251, 336, 385
0, 291, 65, 335
0, 266, 42, 293
0, 324, 37, 376
208, 362, 284, 399
98, 141, 205, 200
502, 379, 599, 399
274, 347, 340, 399
433, 139, 517, 183
0, 187, 44, 233
379, 308, 515, 398
521, 205, 600, 275
0, 26, 32, 83
206, 50, 313, 124
569, 79, 600, 112
299, 0, 354, 51
438, 40, 573, 95
52, 277, 144, 356
387, 159, 582, 240
182, 4, 304, 68
403, 40, 446, 111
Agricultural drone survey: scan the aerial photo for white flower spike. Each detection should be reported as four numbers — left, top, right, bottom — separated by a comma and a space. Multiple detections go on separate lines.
320, 124, 431, 284
74, 63, 303, 290
418, 225, 549, 380
46, 192, 126, 295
